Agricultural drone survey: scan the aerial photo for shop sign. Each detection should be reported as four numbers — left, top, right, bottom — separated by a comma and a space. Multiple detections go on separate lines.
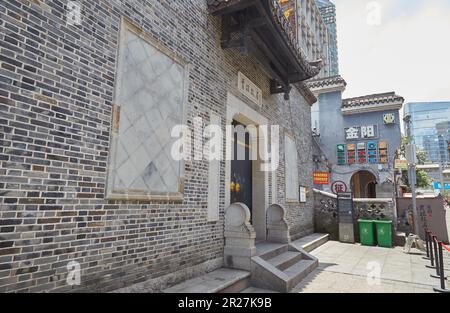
331, 181, 348, 194
313, 172, 330, 185
238, 72, 262, 106
345, 125, 378, 140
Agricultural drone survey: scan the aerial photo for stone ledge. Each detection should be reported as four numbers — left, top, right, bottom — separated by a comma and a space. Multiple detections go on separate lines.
162, 268, 250, 293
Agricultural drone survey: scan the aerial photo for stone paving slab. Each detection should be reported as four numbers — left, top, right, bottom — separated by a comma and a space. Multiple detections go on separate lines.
292, 241, 448, 293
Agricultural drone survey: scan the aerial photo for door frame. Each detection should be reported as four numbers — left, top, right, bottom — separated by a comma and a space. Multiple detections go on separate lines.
225, 92, 270, 242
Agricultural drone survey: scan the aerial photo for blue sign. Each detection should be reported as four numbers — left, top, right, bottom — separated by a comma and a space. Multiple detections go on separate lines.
433, 182, 450, 190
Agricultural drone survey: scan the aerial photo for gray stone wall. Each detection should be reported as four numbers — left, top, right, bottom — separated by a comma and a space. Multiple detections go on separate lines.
313, 189, 338, 240
0, 0, 315, 292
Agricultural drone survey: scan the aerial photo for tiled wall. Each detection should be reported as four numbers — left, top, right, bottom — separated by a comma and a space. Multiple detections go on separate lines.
0, 0, 316, 292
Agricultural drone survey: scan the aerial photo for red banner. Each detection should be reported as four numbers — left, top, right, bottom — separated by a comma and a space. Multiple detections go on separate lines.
313, 172, 330, 185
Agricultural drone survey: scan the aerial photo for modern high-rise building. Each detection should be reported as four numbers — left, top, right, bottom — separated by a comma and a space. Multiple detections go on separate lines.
404, 102, 450, 163
315, 0, 339, 76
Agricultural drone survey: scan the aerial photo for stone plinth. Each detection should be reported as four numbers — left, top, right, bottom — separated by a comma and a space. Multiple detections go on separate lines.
224, 203, 256, 271
266, 204, 291, 244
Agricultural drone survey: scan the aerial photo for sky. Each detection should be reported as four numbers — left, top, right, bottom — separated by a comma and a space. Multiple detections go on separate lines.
334, 0, 450, 103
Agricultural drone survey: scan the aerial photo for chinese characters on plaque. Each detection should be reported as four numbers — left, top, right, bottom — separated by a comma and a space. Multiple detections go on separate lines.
345, 125, 378, 141
238, 72, 262, 106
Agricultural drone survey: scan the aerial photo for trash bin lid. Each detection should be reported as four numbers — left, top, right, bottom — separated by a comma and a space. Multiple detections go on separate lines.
374, 220, 392, 224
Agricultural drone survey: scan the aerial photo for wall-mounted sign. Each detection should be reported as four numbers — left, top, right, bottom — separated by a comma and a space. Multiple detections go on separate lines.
238, 72, 262, 106
357, 142, 366, 164
299, 186, 307, 203
361, 125, 376, 139
332, 181, 348, 195
313, 172, 330, 185
345, 127, 359, 140
378, 141, 388, 164
347, 143, 356, 164
433, 182, 450, 190
367, 141, 378, 163
394, 159, 408, 170
337, 144, 346, 165
383, 113, 396, 124
345, 125, 378, 141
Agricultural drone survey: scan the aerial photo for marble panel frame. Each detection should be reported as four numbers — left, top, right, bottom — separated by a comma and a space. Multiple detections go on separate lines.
106, 19, 190, 202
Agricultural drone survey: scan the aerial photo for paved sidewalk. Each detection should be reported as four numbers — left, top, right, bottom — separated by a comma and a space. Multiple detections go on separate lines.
293, 241, 449, 293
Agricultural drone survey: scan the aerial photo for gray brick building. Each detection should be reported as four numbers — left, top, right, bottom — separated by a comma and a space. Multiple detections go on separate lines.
0, 0, 328, 292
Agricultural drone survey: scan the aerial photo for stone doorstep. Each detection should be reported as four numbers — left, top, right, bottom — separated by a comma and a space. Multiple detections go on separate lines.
162, 234, 330, 294
162, 268, 250, 293
290, 233, 330, 253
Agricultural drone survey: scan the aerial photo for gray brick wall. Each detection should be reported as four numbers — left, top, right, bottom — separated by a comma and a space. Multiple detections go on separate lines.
0, 0, 316, 292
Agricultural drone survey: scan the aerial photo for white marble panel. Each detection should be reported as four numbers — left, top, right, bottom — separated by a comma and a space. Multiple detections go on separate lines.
109, 29, 185, 195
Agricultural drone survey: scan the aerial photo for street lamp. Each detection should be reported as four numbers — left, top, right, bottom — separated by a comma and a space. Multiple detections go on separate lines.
404, 114, 420, 235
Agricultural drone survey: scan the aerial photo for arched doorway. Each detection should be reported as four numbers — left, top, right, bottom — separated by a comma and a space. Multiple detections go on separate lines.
351, 171, 377, 198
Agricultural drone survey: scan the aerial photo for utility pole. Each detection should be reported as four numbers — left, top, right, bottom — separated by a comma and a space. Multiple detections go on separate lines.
439, 162, 444, 196
404, 114, 420, 235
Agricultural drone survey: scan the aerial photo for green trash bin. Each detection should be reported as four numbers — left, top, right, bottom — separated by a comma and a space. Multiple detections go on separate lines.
358, 220, 376, 246
374, 220, 392, 248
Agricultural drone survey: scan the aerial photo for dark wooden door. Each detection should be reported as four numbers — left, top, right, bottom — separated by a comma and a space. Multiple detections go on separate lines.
231, 121, 253, 216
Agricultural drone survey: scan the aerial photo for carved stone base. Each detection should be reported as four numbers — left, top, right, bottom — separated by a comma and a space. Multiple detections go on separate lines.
266, 204, 291, 244
224, 203, 256, 271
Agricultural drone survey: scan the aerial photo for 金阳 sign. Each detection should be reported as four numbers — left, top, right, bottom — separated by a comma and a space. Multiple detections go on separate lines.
313, 172, 330, 185
345, 125, 378, 140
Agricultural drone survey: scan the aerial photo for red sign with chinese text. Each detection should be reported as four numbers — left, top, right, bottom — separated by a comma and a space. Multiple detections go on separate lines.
331, 181, 348, 194
313, 172, 330, 185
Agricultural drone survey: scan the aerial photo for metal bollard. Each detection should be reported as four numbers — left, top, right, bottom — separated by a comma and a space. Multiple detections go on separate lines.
433, 241, 450, 293
431, 236, 440, 278
424, 229, 430, 260
426, 232, 435, 269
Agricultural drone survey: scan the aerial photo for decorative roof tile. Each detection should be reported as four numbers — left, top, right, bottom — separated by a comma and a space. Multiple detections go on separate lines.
342, 92, 404, 109
306, 75, 347, 90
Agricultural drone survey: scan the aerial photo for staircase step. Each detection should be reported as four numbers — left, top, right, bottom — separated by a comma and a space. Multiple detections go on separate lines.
256, 242, 288, 260
291, 233, 329, 253
241, 287, 278, 293
284, 259, 317, 289
267, 251, 303, 271
162, 268, 250, 293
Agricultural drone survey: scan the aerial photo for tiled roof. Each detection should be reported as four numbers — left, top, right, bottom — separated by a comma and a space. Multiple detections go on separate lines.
207, 0, 322, 81
306, 75, 347, 89
342, 92, 404, 109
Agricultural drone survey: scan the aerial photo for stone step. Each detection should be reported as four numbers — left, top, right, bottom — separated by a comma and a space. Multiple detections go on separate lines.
291, 233, 330, 253
256, 242, 288, 260
284, 259, 317, 290
267, 251, 303, 271
162, 268, 250, 294
241, 287, 278, 293
251, 242, 319, 293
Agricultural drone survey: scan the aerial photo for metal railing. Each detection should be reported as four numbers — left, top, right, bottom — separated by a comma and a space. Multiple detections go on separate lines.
424, 228, 450, 293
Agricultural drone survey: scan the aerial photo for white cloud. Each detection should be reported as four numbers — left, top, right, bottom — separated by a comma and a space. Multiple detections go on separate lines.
335, 0, 450, 103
